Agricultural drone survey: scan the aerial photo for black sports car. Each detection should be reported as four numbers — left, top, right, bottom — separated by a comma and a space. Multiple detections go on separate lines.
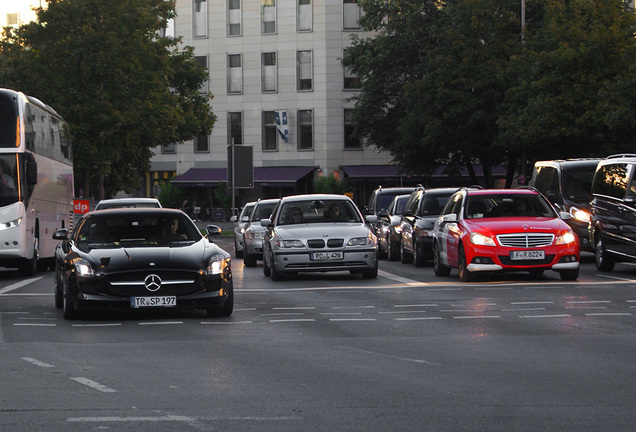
52, 208, 233, 320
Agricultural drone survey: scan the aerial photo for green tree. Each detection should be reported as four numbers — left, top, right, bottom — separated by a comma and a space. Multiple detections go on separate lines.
0, 0, 215, 199
314, 174, 350, 195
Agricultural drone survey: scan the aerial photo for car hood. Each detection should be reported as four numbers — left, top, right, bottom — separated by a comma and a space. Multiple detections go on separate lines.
77, 240, 220, 271
463, 217, 571, 236
275, 223, 371, 239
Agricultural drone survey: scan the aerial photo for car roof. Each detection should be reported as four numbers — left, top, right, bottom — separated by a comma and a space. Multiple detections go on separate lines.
374, 187, 416, 194
465, 188, 539, 196
95, 198, 161, 208
421, 187, 458, 195
84, 207, 184, 217
280, 193, 353, 203
534, 158, 602, 169
254, 198, 281, 205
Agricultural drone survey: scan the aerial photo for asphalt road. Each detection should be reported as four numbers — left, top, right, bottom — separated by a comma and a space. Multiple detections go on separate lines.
1, 236, 635, 431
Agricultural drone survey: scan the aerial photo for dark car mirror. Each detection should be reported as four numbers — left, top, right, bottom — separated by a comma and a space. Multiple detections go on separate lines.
402, 209, 414, 217
206, 225, 222, 237
377, 210, 389, 218
390, 215, 401, 226
52, 228, 68, 240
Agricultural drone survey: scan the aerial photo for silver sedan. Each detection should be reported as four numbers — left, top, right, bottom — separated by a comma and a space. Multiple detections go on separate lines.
261, 194, 378, 280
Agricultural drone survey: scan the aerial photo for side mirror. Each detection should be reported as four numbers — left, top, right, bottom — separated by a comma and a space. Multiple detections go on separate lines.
441, 213, 457, 224
260, 218, 272, 227
402, 209, 414, 217
365, 215, 378, 224
559, 211, 572, 220
229, 215, 238, 222
377, 210, 389, 218
206, 225, 222, 237
390, 215, 401, 227
52, 228, 68, 240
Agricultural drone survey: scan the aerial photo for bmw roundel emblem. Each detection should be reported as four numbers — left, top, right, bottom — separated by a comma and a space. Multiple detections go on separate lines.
144, 274, 162, 292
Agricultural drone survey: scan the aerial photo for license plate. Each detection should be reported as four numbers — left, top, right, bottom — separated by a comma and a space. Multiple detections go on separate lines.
131, 296, 176, 308
510, 250, 545, 260
311, 251, 344, 261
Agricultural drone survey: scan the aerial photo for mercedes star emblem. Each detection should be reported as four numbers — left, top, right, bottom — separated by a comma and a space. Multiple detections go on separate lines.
144, 274, 162, 292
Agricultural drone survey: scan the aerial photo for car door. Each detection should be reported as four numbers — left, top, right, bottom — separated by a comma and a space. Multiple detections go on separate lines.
435, 192, 463, 267
615, 166, 636, 259
400, 191, 420, 254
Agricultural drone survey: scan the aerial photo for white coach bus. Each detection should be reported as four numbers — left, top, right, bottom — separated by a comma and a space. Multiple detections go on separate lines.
0, 89, 74, 275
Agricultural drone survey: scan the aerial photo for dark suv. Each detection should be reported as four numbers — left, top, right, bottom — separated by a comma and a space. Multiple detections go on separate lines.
588, 154, 636, 271
396, 187, 456, 266
530, 158, 600, 251
364, 186, 416, 240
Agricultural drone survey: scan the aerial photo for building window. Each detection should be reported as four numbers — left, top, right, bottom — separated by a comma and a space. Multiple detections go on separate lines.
262, 111, 278, 151
162, 142, 176, 154
227, 54, 242, 94
194, 135, 209, 153
227, 112, 242, 146
161, 15, 175, 38
297, 110, 313, 150
227, 0, 241, 36
193, 0, 208, 38
7, 13, 19, 26
261, 52, 277, 93
195, 56, 208, 94
296, 50, 313, 91
297, 0, 312, 32
344, 110, 362, 149
343, 0, 361, 30
261, 0, 276, 34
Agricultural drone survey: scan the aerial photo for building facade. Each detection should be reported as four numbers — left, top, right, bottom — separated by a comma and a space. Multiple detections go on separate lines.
148, 0, 405, 213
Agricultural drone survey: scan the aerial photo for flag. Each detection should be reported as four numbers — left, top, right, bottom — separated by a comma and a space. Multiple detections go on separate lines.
274, 110, 288, 143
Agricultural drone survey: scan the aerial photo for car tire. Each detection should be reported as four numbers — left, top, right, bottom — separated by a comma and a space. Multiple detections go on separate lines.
234, 238, 243, 259
559, 268, 579, 281
207, 285, 234, 317
400, 239, 413, 264
387, 237, 400, 261
433, 242, 451, 276
413, 240, 426, 267
595, 236, 615, 272
63, 283, 79, 320
263, 255, 271, 276
361, 259, 378, 279
54, 264, 63, 309
244, 252, 257, 268
458, 245, 474, 282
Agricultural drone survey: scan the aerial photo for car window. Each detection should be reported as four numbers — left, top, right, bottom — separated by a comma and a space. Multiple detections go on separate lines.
592, 164, 629, 199
252, 203, 278, 221
465, 194, 555, 219
563, 167, 595, 202
418, 194, 451, 216
278, 200, 361, 225
393, 197, 408, 215
76, 213, 200, 246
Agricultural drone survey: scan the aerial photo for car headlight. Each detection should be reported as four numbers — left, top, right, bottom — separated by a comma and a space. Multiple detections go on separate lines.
71, 258, 94, 278
275, 239, 304, 248
347, 233, 375, 247
0, 217, 22, 230
207, 254, 231, 275
556, 231, 577, 245
569, 207, 590, 223
470, 232, 496, 246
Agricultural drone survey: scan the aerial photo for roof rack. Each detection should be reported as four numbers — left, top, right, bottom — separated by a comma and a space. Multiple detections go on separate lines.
606, 154, 636, 159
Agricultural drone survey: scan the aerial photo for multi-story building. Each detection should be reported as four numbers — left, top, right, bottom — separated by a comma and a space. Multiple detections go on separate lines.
148, 0, 407, 213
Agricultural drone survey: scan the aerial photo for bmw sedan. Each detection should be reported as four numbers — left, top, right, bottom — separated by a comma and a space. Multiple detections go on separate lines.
52, 208, 233, 320
261, 194, 378, 280
432, 188, 580, 282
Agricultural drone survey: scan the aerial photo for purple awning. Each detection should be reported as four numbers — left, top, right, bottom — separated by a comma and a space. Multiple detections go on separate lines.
171, 166, 314, 187
341, 165, 400, 178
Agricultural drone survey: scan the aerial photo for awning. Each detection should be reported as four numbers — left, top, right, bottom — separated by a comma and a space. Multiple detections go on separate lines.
341, 165, 401, 178
171, 166, 314, 187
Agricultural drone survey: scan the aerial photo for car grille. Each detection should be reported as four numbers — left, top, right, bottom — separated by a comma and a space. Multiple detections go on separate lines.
496, 233, 554, 248
105, 270, 199, 296
307, 239, 344, 248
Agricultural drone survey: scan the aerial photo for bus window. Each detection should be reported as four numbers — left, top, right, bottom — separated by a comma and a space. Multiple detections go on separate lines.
0, 155, 18, 205
0, 92, 18, 148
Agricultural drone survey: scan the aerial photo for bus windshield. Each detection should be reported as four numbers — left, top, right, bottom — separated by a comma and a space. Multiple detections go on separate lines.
0, 154, 19, 206
0, 92, 18, 148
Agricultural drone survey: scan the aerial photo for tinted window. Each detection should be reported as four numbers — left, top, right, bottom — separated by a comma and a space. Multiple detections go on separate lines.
533, 166, 559, 198
418, 193, 452, 216
252, 202, 278, 221
465, 194, 555, 219
592, 164, 629, 199
0, 92, 18, 148
563, 166, 596, 202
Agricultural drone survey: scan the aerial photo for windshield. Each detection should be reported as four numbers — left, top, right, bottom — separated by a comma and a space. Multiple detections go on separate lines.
464, 194, 556, 219
393, 197, 408, 215
251, 202, 278, 221
0, 154, 19, 207
75, 212, 201, 246
278, 199, 362, 225
0, 92, 18, 148
419, 194, 452, 216
563, 166, 596, 203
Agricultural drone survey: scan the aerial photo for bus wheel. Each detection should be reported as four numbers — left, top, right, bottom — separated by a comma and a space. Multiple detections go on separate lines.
19, 242, 38, 276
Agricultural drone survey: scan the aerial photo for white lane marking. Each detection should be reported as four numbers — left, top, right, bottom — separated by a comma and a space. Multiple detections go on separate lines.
272, 307, 315, 310
379, 310, 429, 315
566, 300, 612, 304
22, 357, 54, 368
319, 312, 362, 316
378, 270, 423, 285
200, 321, 254, 325
332, 305, 374, 309
0, 277, 44, 295
269, 319, 315, 323
260, 313, 305, 317
511, 301, 554, 305
595, 274, 636, 282
339, 346, 441, 366
72, 323, 122, 327
138, 321, 183, 326
585, 313, 632, 317
395, 317, 443, 321
329, 318, 376, 322
13, 323, 56, 327
501, 307, 547, 312
452, 315, 501, 319
68, 415, 301, 423
70, 377, 117, 393
394, 304, 438, 308
520, 314, 571, 318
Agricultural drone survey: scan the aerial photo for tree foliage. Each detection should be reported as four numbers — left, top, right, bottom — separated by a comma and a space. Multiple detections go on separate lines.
345, 0, 636, 187
0, 0, 215, 198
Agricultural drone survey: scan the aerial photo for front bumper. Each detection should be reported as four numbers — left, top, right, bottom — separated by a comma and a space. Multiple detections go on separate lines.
272, 248, 376, 273
465, 244, 579, 273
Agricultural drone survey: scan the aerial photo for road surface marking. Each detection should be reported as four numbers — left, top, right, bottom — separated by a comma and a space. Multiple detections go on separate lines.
70, 377, 116, 393
0, 277, 44, 295
22, 357, 54, 368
